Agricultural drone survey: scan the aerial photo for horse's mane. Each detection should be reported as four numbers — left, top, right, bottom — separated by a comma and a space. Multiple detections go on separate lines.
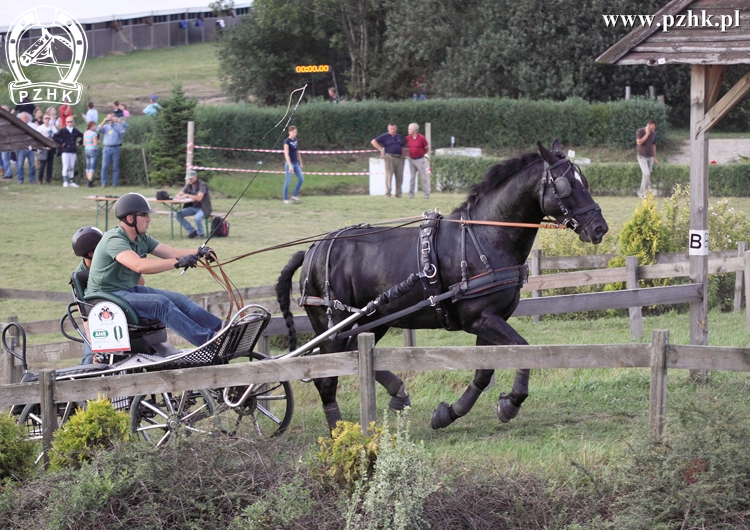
455, 152, 543, 212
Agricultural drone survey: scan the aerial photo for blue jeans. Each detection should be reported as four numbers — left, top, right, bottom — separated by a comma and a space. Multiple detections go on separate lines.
101, 146, 121, 186
0, 152, 11, 177
283, 162, 304, 200
176, 206, 205, 236
113, 285, 222, 347
16, 149, 35, 183
82, 342, 93, 365
85, 149, 99, 172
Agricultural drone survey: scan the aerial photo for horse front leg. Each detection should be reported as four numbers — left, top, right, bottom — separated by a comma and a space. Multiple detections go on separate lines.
314, 376, 342, 431
431, 362, 494, 429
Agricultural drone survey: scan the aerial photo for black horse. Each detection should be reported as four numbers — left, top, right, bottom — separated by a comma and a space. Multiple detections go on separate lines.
276, 141, 608, 431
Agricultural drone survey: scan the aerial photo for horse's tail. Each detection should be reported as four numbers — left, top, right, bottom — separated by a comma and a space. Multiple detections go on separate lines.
276, 251, 306, 351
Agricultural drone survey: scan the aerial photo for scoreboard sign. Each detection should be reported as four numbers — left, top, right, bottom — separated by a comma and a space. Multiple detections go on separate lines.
295, 64, 330, 73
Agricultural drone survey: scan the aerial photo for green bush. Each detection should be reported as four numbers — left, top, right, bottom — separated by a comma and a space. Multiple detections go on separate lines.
48, 398, 130, 471
431, 155, 501, 192
345, 411, 439, 530
148, 84, 198, 186
0, 415, 36, 483
316, 420, 383, 490
606, 392, 750, 529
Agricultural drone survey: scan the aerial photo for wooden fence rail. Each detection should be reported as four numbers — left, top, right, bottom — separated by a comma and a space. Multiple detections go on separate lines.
3, 330, 750, 455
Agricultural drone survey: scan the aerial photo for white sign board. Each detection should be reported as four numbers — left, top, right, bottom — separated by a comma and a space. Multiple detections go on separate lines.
89, 301, 131, 353
688, 230, 709, 256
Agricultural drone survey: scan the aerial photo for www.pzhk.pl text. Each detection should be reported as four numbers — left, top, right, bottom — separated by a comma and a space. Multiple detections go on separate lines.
603, 10, 741, 32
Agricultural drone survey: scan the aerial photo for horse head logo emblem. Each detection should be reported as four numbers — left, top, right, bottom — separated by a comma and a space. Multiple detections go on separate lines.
5, 6, 87, 105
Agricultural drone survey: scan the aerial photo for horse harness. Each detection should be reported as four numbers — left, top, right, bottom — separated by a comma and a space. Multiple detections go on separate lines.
298, 210, 528, 340
540, 157, 602, 232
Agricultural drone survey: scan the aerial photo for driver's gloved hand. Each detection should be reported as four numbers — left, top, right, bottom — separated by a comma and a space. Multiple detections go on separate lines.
197, 246, 216, 263
175, 254, 199, 269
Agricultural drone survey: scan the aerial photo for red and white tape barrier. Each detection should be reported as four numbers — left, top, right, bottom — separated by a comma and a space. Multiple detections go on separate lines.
193, 145, 377, 155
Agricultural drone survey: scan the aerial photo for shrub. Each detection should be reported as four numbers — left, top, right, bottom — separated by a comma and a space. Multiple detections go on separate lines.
230, 475, 314, 530
316, 420, 383, 490
48, 398, 130, 471
345, 411, 439, 530
0, 415, 36, 483
607, 391, 750, 529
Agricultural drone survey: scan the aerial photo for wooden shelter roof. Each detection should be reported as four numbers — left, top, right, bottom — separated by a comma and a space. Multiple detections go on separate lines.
597, 0, 750, 65
0, 106, 58, 151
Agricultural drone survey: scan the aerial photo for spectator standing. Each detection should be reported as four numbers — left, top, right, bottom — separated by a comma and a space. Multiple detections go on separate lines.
175, 169, 212, 238
636, 120, 658, 198
82, 101, 98, 125
327, 87, 339, 103
46, 106, 60, 127
32, 108, 44, 126
112, 101, 124, 118
83, 121, 99, 188
59, 103, 74, 125
405, 123, 430, 199
0, 105, 13, 179
143, 95, 161, 116
119, 103, 130, 118
15, 113, 37, 184
371, 122, 406, 198
36, 113, 59, 185
98, 113, 129, 187
13, 96, 35, 117
53, 116, 84, 188
282, 125, 304, 204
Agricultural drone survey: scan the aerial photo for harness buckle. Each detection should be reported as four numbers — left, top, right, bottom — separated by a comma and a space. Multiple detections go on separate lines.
428, 295, 439, 306
565, 217, 579, 230
421, 240, 431, 254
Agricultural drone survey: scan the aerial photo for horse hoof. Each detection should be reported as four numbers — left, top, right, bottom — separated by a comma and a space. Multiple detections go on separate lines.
431, 402, 454, 430
389, 394, 411, 412
496, 393, 520, 423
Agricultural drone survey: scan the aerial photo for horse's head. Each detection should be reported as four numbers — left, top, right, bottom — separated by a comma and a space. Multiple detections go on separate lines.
537, 140, 608, 244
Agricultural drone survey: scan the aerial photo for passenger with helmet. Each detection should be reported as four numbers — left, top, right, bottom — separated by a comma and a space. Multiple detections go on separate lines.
85, 193, 222, 347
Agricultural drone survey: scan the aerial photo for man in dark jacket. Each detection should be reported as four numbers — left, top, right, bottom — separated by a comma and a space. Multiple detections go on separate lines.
53, 117, 84, 188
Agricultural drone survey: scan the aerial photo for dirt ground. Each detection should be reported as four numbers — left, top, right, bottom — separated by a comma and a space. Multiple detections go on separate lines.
668, 138, 750, 164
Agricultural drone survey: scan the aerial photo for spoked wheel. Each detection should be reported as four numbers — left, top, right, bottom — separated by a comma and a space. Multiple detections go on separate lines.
130, 390, 216, 447
17, 401, 85, 441
17, 401, 85, 463
214, 352, 294, 438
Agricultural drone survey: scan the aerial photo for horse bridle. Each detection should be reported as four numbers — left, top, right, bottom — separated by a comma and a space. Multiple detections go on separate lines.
539, 157, 601, 232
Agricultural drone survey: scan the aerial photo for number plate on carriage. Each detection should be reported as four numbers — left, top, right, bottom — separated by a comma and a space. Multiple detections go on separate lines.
89, 301, 131, 353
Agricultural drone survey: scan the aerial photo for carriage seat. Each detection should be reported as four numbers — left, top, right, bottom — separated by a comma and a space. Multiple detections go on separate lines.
70, 270, 162, 328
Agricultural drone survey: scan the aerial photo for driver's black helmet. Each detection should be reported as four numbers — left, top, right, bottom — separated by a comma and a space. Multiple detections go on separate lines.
72, 226, 103, 257
115, 193, 155, 220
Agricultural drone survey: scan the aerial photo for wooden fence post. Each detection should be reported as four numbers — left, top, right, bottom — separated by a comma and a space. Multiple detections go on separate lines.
402, 329, 417, 347
257, 333, 271, 355
531, 249, 543, 323
358, 333, 376, 434
626, 256, 643, 339
745, 250, 750, 330
734, 242, 747, 312
39, 369, 56, 469
649, 329, 668, 439
3, 316, 21, 384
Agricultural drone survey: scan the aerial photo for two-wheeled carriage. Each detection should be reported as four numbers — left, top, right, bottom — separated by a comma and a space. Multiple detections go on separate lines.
3, 270, 294, 450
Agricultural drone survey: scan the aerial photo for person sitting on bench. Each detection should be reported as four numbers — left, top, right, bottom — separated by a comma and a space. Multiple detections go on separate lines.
85, 193, 222, 347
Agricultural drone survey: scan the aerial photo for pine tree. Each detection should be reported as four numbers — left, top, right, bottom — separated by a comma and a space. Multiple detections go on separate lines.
149, 84, 197, 186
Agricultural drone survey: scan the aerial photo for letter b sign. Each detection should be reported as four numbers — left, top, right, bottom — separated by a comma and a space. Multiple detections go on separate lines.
689, 230, 708, 256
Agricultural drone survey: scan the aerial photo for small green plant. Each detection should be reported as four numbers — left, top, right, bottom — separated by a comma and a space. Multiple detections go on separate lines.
317, 420, 383, 489
230, 475, 314, 530
0, 414, 36, 483
345, 411, 439, 530
49, 398, 131, 470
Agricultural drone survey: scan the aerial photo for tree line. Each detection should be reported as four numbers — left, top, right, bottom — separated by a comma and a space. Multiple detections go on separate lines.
214, 0, 750, 130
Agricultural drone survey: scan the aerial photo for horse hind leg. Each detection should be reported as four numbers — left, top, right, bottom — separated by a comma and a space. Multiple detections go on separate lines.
496, 368, 530, 423
314, 376, 343, 431
431, 369, 494, 429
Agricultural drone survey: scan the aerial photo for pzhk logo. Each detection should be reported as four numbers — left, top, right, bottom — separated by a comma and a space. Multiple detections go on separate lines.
5, 6, 87, 105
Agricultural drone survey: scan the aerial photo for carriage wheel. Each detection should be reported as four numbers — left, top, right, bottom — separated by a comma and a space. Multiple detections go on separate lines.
16, 401, 85, 463
129, 390, 216, 447
214, 352, 294, 438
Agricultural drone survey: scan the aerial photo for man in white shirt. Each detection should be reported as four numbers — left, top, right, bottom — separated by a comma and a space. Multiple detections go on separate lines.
82, 101, 98, 125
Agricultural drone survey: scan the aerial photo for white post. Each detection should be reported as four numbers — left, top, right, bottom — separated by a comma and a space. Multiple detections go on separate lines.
186, 121, 194, 178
